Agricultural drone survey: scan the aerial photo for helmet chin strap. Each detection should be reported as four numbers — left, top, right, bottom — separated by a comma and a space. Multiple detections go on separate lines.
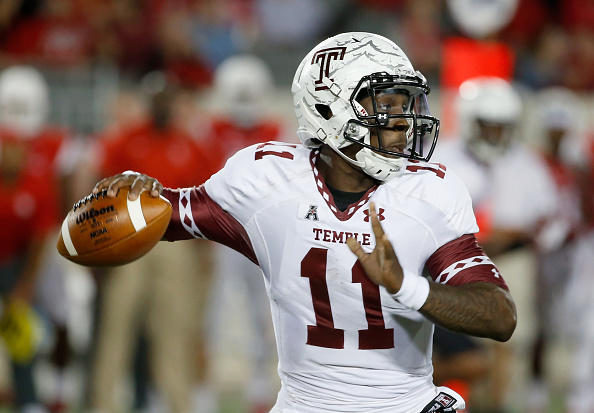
330, 132, 404, 182
355, 146, 404, 181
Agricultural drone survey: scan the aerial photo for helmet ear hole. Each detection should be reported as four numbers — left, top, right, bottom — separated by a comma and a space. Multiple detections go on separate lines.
315, 104, 332, 120
355, 88, 370, 103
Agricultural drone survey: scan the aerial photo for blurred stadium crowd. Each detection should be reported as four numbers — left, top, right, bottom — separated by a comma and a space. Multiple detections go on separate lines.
0, 0, 594, 413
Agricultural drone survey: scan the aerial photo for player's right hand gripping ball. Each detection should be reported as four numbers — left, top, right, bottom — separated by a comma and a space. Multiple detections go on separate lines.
57, 187, 172, 267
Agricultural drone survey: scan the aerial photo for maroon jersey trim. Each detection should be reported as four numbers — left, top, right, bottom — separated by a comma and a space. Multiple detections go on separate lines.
309, 150, 379, 221
162, 186, 258, 265
425, 234, 508, 290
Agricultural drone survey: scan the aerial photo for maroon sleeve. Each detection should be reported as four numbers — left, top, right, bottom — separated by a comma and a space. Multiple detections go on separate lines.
162, 186, 258, 265
425, 234, 508, 290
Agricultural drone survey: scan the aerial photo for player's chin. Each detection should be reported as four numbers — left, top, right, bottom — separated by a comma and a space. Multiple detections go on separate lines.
371, 145, 405, 159
373, 137, 407, 158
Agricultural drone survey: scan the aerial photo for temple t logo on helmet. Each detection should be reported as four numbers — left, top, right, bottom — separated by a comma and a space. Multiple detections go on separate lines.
312, 47, 347, 91
292, 32, 440, 182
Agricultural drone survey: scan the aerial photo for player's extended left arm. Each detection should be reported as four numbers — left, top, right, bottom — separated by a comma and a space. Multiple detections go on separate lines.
347, 203, 517, 342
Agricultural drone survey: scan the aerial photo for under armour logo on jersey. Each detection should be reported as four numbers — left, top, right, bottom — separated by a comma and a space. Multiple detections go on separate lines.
363, 208, 385, 222
312, 47, 346, 91
304, 205, 320, 221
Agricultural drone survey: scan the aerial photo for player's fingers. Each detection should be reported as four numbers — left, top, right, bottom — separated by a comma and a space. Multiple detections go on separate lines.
377, 239, 385, 270
93, 176, 115, 194
106, 177, 125, 198
150, 180, 163, 198
128, 175, 148, 200
346, 237, 368, 261
380, 233, 397, 260
381, 233, 403, 278
368, 202, 385, 239
102, 174, 133, 198
95, 173, 135, 197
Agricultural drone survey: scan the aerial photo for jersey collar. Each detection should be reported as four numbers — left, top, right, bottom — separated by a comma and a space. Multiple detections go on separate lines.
310, 149, 379, 221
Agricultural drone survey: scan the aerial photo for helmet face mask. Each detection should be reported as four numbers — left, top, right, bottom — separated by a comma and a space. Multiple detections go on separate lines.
292, 32, 440, 181
346, 72, 439, 161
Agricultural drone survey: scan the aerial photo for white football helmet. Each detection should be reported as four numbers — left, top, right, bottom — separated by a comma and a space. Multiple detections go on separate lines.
292, 32, 439, 181
457, 76, 522, 163
0, 65, 50, 138
214, 54, 274, 127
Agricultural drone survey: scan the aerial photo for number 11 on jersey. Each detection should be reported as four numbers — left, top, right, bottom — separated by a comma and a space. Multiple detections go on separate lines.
302, 247, 395, 350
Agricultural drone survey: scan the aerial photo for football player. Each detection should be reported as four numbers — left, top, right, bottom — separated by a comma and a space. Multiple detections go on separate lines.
0, 132, 54, 413
206, 54, 290, 412
93, 32, 517, 413
526, 87, 583, 413
0, 65, 81, 413
562, 104, 594, 413
433, 77, 560, 412
88, 75, 216, 413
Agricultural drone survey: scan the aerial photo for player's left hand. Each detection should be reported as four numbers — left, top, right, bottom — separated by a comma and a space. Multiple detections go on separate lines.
346, 202, 404, 294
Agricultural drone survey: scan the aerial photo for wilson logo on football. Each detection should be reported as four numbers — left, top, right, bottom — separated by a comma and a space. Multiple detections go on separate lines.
75, 206, 115, 225
312, 47, 346, 91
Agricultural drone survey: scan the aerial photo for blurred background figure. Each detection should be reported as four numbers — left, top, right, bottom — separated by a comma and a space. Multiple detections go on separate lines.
0, 68, 52, 413
87, 72, 217, 413
525, 87, 584, 413
561, 110, 594, 413
0, 64, 83, 413
0, 64, 83, 209
432, 326, 489, 413
207, 54, 291, 159
204, 54, 289, 413
433, 76, 560, 413
0, 0, 95, 68
0, 127, 52, 413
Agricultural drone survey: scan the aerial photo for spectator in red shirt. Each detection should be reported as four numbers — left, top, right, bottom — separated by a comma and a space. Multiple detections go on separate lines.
0, 64, 83, 413
88, 73, 217, 413
206, 54, 290, 412
0, 131, 58, 413
207, 55, 290, 169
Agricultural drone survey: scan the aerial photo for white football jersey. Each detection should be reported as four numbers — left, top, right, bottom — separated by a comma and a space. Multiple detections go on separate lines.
163, 142, 503, 413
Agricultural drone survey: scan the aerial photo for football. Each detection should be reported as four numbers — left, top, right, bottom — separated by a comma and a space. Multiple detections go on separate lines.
57, 187, 172, 267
